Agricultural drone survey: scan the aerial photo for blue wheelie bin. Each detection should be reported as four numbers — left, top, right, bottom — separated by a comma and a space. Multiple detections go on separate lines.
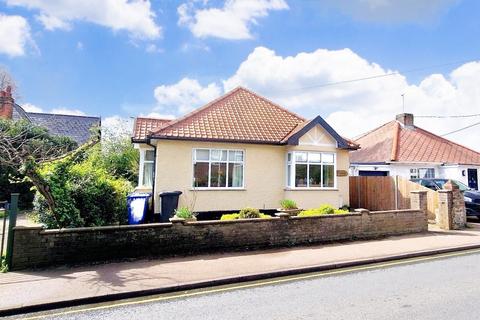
127, 193, 152, 225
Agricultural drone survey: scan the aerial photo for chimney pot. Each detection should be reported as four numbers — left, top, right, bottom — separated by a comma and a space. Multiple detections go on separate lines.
396, 113, 414, 128
0, 87, 14, 120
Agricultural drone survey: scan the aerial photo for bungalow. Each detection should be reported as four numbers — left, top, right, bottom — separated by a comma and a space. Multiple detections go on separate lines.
132, 87, 358, 214
350, 113, 480, 190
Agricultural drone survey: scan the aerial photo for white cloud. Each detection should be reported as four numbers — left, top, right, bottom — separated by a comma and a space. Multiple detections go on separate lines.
76, 41, 84, 50
321, 0, 458, 23
153, 77, 222, 114
36, 13, 71, 31
222, 46, 480, 151
23, 103, 88, 116
178, 0, 288, 40
142, 112, 175, 119
22, 102, 43, 113
7, 0, 162, 40
0, 14, 33, 57
50, 108, 86, 116
145, 43, 163, 54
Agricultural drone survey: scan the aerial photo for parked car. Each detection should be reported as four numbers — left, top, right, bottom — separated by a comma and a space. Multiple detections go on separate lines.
411, 178, 480, 218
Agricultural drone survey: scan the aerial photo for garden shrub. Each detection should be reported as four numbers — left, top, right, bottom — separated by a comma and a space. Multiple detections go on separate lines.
239, 207, 261, 219
220, 213, 240, 220
220, 212, 271, 220
280, 199, 297, 209
34, 146, 133, 228
298, 205, 349, 217
174, 206, 195, 219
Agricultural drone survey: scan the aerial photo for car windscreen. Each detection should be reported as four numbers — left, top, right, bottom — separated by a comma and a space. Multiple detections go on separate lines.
435, 179, 469, 191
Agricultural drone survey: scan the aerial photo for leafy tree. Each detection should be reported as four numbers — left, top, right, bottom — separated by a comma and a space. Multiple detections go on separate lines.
0, 119, 79, 225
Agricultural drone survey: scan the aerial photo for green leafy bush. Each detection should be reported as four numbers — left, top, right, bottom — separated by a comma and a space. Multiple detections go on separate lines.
220, 212, 271, 220
174, 206, 194, 219
280, 199, 297, 209
34, 145, 133, 229
298, 204, 349, 217
239, 207, 261, 219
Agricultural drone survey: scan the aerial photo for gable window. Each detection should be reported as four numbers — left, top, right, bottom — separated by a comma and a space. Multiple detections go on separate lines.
410, 168, 435, 179
139, 149, 155, 187
193, 149, 244, 188
286, 151, 336, 189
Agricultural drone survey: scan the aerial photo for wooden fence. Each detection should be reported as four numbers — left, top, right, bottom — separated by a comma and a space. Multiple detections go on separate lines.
349, 176, 438, 220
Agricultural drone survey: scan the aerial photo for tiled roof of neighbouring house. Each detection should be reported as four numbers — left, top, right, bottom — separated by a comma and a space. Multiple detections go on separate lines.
350, 119, 480, 165
132, 117, 172, 142
12, 104, 100, 145
146, 87, 357, 148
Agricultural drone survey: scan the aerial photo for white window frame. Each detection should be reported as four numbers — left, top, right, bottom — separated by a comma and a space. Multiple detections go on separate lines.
138, 148, 155, 187
286, 151, 337, 189
192, 148, 245, 190
410, 167, 435, 179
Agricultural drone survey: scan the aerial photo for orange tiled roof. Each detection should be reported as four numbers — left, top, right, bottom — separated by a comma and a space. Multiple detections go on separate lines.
150, 87, 307, 144
132, 117, 172, 141
350, 120, 480, 165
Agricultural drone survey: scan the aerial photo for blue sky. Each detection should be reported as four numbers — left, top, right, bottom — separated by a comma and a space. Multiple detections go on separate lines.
1, 0, 480, 149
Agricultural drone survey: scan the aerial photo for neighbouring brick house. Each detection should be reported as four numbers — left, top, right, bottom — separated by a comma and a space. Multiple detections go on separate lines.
0, 86, 100, 145
132, 87, 358, 214
350, 113, 480, 190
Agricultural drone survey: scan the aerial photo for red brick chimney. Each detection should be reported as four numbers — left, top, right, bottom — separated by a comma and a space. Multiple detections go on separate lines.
0, 86, 14, 120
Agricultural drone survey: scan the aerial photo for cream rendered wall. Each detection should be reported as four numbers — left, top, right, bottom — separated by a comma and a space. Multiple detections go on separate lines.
152, 125, 351, 212
153, 140, 284, 212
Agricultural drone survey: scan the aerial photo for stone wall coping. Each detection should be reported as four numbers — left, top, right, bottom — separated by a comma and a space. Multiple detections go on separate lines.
39, 222, 173, 234
14, 208, 421, 235
370, 209, 419, 214
410, 190, 428, 194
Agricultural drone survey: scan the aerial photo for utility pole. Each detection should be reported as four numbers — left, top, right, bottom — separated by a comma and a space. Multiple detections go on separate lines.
401, 93, 405, 113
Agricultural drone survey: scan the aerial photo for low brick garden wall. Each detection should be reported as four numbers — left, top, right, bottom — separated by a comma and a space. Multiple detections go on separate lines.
11, 206, 427, 270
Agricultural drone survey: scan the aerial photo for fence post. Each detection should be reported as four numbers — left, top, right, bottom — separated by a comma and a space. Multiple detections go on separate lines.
395, 175, 399, 210
0, 201, 7, 256
5, 193, 19, 268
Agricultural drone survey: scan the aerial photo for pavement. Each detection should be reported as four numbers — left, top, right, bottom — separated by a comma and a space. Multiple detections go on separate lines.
2, 224, 480, 316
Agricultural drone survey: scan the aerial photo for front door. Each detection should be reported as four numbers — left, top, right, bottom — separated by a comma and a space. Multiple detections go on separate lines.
468, 169, 478, 190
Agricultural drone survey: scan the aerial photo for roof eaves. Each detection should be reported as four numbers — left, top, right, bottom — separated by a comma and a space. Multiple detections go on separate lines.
151, 135, 284, 145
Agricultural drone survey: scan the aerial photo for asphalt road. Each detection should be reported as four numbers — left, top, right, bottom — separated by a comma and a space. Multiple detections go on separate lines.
16, 250, 480, 320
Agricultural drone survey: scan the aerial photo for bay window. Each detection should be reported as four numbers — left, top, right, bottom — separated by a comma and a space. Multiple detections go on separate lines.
193, 149, 244, 188
287, 151, 336, 188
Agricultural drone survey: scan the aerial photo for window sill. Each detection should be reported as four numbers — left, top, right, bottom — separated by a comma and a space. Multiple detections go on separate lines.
135, 186, 153, 191
284, 188, 339, 191
190, 188, 246, 191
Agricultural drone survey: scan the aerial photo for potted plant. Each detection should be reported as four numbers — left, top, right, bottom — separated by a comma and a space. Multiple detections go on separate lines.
171, 206, 197, 222
278, 199, 302, 215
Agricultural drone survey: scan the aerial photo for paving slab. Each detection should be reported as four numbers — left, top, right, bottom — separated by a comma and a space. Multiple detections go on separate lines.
2, 224, 480, 315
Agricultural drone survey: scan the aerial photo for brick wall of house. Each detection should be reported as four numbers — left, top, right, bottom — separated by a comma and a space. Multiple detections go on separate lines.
11, 208, 427, 270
